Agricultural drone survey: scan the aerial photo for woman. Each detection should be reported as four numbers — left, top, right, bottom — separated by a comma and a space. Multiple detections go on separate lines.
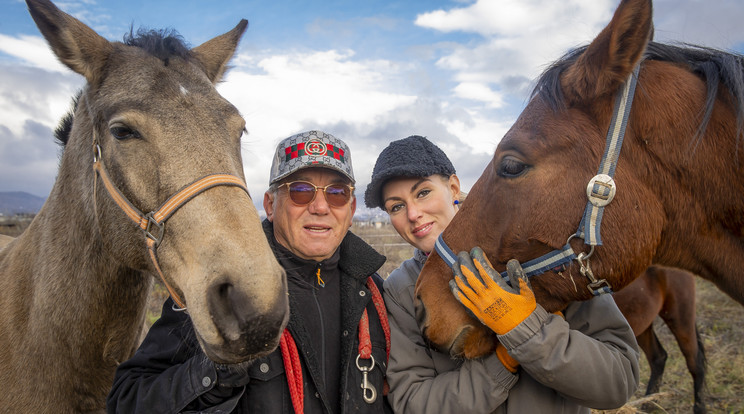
364, 135, 639, 413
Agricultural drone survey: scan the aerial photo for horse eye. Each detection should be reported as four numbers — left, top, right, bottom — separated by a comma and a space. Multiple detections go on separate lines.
109, 126, 140, 140
497, 156, 529, 178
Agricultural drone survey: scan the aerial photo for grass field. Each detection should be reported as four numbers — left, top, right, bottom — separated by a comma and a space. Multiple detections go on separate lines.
2, 219, 741, 412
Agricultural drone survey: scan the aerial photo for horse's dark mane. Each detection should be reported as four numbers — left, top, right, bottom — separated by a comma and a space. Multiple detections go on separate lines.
532, 41, 744, 147
123, 27, 191, 63
54, 91, 80, 148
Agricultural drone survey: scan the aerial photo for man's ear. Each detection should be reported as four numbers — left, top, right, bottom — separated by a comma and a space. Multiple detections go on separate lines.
263, 191, 275, 222
349, 197, 357, 229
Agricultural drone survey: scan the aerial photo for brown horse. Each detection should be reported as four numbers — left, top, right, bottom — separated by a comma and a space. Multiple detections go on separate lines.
0, 0, 289, 412
415, 0, 744, 359
614, 266, 706, 413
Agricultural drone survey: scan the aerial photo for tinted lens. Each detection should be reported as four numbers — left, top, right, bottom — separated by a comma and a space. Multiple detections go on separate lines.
324, 184, 351, 207
287, 181, 316, 205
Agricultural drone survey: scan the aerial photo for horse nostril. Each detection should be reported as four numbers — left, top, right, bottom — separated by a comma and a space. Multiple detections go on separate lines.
208, 281, 252, 341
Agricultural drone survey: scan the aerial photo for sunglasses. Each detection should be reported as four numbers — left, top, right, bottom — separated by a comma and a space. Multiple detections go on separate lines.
278, 180, 354, 207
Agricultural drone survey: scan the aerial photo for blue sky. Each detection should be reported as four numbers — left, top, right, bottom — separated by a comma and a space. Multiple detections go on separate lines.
2, 0, 744, 216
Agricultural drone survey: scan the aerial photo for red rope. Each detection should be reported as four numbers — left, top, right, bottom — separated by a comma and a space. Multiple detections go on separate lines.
366, 278, 391, 361
280, 276, 389, 413
280, 329, 304, 414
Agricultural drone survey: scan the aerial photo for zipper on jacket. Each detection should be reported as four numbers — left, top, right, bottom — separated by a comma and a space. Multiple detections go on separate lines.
312, 263, 326, 396
316, 266, 325, 287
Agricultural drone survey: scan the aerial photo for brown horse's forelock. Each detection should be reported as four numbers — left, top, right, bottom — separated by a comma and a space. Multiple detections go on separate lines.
532, 41, 744, 153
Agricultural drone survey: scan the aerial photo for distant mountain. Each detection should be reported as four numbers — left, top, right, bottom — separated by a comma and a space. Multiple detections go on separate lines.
0, 192, 46, 215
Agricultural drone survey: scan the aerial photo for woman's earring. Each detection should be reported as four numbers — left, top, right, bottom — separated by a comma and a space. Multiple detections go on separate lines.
454, 200, 460, 205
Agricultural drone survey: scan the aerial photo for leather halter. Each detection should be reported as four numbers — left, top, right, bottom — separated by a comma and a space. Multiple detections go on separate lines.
92, 144, 250, 310
436, 65, 641, 296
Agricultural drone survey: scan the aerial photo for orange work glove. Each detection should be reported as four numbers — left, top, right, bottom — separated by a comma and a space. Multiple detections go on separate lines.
495, 343, 519, 373
449, 248, 536, 335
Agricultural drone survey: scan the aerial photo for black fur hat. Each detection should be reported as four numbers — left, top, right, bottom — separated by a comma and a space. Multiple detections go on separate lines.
364, 135, 455, 209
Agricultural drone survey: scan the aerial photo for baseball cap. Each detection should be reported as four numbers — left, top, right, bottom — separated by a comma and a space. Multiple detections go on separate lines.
269, 130, 355, 185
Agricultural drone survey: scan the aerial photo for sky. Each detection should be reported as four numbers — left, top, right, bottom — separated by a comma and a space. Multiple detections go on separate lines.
1, 0, 744, 217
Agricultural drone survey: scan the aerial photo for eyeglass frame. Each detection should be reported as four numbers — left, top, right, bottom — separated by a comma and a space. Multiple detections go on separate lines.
275, 180, 355, 207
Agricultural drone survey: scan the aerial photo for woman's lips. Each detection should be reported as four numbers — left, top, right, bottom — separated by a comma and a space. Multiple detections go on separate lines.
412, 222, 434, 237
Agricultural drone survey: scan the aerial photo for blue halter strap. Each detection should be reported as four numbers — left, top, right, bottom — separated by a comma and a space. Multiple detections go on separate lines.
435, 65, 640, 296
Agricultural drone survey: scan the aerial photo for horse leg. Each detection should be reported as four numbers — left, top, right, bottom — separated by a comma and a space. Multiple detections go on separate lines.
637, 325, 667, 396
663, 313, 707, 413
690, 328, 707, 414
660, 270, 706, 413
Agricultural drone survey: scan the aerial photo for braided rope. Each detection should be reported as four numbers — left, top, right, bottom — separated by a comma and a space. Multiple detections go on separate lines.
366, 278, 390, 361
280, 329, 304, 414
280, 276, 390, 412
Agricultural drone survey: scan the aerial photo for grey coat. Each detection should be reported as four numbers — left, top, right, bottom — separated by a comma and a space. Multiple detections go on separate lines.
383, 249, 640, 414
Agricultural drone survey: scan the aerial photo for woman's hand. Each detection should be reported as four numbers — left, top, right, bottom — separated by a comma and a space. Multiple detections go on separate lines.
449, 248, 536, 335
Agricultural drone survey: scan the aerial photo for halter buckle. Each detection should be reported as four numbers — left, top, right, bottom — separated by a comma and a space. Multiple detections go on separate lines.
586, 174, 616, 207
587, 278, 612, 293
144, 213, 164, 247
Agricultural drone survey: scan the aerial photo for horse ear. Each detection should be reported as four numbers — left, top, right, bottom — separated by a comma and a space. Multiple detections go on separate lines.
26, 0, 113, 85
192, 19, 248, 84
562, 0, 653, 104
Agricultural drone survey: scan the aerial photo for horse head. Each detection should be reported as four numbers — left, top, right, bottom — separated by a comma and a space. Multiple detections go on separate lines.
27, 0, 289, 364
415, 0, 661, 358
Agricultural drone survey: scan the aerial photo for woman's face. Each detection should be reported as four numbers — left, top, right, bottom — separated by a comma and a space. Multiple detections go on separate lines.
382, 174, 460, 253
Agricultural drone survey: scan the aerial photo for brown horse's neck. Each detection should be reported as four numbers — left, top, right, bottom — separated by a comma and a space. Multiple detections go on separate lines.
631, 74, 744, 304
0, 162, 152, 411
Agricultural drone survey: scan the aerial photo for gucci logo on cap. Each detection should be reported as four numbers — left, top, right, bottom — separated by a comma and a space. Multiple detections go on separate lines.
306, 140, 327, 156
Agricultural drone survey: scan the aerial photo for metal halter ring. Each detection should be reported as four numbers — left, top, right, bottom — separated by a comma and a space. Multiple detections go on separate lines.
566, 234, 595, 261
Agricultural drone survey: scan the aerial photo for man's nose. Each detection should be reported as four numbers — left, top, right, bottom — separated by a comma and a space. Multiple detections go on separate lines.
308, 188, 330, 213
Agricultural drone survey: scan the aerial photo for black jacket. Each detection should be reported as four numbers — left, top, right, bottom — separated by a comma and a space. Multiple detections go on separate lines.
107, 220, 390, 414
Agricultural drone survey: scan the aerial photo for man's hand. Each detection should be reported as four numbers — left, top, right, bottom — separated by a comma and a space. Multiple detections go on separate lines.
449, 248, 536, 335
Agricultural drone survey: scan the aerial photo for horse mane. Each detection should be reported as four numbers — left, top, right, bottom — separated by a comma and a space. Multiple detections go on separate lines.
54, 91, 79, 148
532, 41, 744, 149
123, 27, 191, 64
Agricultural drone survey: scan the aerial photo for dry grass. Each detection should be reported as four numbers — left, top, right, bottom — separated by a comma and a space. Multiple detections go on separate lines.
2, 219, 742, 411
595, 277, 744, 413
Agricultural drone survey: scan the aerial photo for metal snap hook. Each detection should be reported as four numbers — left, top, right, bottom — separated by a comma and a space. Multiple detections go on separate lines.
356, 354, 377, 403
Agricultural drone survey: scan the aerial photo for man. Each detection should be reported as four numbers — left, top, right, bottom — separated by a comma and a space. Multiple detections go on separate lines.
107, 130, 390, 414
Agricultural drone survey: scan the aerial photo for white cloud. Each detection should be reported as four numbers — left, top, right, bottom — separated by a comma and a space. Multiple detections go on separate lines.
0, 34, 68, 73
415, 0, 744, 115
3, 0, 744, 205
453, 82, 504, 107
653, 0, 744, 47
415, 0, 617, 109
416, 0, 613, 38
441, 110, 510, 156
218, 49, 418, 199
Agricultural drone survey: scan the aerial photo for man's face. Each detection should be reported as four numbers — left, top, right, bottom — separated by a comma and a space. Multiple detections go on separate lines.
264, 168, 356, 262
